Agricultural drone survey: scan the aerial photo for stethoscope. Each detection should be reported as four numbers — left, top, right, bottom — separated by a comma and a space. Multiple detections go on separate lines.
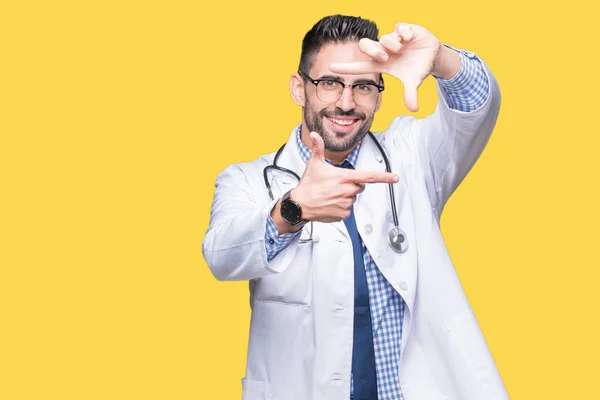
263, 132, 408, 253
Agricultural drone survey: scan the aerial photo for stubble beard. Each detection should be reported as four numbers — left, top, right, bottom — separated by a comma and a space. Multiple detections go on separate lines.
303, 104, 374, 153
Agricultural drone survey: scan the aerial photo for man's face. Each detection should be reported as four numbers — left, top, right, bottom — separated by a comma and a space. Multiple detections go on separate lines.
302, 41, 381, 153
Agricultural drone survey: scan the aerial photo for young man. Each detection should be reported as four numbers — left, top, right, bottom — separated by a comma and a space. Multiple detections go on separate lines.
203, 14, 507, 400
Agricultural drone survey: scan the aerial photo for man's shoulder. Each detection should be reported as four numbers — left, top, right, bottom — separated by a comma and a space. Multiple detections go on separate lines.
215, 150, 277, 180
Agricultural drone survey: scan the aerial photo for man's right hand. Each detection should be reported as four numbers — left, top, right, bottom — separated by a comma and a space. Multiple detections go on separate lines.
292, 132, 399, 223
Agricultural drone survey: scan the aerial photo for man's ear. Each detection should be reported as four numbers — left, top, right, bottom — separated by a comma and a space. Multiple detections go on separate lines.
290, 74, 306, 107
375, 92, 383, 112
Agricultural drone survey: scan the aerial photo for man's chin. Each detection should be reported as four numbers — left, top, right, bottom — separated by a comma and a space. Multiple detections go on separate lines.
323, 133, 360, 153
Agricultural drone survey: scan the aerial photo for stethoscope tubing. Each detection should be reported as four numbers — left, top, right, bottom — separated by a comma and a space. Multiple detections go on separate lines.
263, 131, 407, 251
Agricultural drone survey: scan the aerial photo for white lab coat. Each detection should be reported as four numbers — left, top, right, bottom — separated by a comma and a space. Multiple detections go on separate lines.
203, 53, 508, 400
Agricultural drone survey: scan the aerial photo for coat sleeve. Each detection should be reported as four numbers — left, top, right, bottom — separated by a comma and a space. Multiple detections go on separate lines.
202, 163, 302, 281
391, 53, 501, 215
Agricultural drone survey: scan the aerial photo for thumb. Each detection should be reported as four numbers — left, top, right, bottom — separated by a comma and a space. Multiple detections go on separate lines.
403, 80, 421, 112
308, 132, 326, 162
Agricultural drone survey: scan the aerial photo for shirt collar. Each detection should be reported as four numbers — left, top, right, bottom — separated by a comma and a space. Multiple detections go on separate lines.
294, 124, 361, 167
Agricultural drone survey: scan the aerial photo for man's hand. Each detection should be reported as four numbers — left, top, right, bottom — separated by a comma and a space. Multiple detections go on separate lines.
292, 132, 399, 223
329, 23, 460, 112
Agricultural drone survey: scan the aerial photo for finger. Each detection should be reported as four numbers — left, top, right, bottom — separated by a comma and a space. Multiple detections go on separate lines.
403, 80, 420, 112
340, 183, 363, 197
329, 61, 377, 75
340, 197, 355, 209
358, 38, 389, 62
308, 131, 326, 162
344, 170, 399, 184
395, 23, 415, 42
379, 33, 403, 54
339, 195, 356, 208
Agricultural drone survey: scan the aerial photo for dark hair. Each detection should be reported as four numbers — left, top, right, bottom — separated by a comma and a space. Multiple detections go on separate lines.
298, 15, 379, 73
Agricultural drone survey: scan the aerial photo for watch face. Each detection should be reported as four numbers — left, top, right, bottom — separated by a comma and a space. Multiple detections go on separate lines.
281, 199, 302, 225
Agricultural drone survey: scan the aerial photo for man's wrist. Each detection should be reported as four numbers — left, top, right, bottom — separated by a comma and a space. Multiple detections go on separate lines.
431, 44, 461, 80
271, 199, 303, 235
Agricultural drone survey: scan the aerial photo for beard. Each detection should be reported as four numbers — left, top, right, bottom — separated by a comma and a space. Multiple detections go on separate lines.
303, 103, 375, 153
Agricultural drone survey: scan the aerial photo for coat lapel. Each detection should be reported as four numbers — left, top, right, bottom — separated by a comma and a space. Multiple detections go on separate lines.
354, 133, 418, 319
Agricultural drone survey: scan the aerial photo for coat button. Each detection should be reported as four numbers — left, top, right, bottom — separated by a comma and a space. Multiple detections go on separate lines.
364, 224, 373, 234
398, 281, 408, 291
330, 373, 343, 381
333, 305, 345, 313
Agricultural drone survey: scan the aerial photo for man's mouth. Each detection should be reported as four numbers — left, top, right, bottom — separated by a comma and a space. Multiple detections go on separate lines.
325, 116, 360, 130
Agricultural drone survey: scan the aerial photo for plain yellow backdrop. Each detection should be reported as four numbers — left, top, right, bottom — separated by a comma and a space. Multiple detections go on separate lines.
1, 0, 599, 399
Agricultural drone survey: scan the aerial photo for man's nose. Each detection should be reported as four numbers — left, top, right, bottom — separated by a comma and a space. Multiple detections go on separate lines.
335, 86, 356, 112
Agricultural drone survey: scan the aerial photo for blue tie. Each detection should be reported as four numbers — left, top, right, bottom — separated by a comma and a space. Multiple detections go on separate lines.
337, 160, 378, 400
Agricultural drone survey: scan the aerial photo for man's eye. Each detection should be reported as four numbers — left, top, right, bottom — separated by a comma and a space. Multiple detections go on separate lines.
356, 84, 375, 93
321, 80, 339, 89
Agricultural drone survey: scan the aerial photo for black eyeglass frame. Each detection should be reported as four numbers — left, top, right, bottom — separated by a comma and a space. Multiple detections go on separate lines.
298, 69, 385, 101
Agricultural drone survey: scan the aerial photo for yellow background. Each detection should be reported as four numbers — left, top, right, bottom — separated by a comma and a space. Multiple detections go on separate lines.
1, 0, 599, 399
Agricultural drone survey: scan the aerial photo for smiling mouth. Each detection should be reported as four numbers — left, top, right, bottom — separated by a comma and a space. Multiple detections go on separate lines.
326, 116, 360, 128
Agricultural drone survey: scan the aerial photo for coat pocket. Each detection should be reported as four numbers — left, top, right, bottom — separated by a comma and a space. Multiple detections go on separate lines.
241, 378, 273, 400
253, 249, 313, 307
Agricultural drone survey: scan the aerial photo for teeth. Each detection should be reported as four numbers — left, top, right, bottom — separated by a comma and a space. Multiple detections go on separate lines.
329, 117, 355, 126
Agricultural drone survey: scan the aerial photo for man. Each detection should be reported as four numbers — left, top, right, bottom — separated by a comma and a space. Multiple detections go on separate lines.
203, 14, 507, 400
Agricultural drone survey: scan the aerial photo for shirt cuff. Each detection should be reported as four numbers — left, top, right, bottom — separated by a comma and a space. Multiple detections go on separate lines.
434, 45, 490, 112
265, 215, 301, 261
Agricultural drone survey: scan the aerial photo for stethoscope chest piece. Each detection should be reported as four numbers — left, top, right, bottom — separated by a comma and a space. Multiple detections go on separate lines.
388, 227, 408, 253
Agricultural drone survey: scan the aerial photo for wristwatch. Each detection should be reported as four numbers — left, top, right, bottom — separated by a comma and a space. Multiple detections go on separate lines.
280, 189, 306, 226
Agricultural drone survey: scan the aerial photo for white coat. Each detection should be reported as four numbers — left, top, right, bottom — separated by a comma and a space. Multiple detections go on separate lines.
202, 53, 509, 400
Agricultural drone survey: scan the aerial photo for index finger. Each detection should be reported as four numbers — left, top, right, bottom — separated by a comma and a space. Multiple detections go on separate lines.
343, 170, 399, 184
329, 61, 377, 75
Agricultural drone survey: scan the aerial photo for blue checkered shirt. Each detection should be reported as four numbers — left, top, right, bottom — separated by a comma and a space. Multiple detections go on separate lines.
264, 49, 490, 400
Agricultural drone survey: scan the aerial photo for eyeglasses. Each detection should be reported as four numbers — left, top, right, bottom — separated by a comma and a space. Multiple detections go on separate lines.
298, 69, 384, 107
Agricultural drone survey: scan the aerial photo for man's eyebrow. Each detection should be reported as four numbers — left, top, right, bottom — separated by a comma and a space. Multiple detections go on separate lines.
352, 78, 379, 86
316, 74, 343, 81
315, 74, 379, 86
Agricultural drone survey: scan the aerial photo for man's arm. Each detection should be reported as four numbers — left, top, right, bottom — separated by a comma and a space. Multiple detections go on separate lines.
204, 138, 399, 280
202, 164, 304, 281
415, 46, 500, 209
328, 24, 500, 212
264, 211, 301, 261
